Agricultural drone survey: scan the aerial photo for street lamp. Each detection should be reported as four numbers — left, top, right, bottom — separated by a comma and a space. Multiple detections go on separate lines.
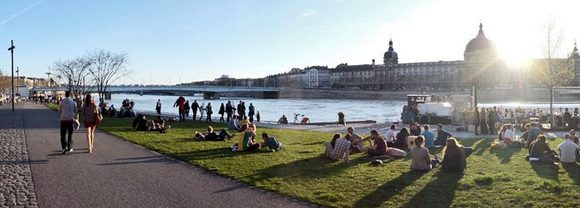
8, 40, 15, 113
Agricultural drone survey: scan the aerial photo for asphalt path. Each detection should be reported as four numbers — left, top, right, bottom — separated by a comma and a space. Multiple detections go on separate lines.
22, 102, 312, 208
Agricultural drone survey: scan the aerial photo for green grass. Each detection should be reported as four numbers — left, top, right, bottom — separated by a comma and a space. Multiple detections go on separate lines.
44, 103, 580, 207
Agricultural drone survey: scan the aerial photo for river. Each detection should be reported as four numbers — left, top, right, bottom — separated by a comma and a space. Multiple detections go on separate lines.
105, 94, 580, 123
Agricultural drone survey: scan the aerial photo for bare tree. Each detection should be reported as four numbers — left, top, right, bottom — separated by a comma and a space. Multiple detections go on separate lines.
87, 50, 130, 103
53, 57, 94, 98
531, 20, 576, 127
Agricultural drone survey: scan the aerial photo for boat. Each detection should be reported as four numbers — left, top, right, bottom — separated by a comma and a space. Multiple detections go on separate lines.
401, 94, 454, 125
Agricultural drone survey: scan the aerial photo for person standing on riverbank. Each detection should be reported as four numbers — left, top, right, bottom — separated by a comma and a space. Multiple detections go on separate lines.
237, 101, 243, 118
199, 103, 206, 121
219, 103, 225, 122
59, 91, 78, 154
226, 101, 233, 122
206, 103, 213, 122
191, 100, 199, 121
173, 96, 186, 122
184, 100, 191, 117
155, 99, 162, 114
338, 112, 345, 126
473, 107, 480, 135
248, 103, 255, 123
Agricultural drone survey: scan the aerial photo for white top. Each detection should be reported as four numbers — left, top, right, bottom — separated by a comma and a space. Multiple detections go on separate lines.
59, 98, 78, 121
385, 129, 396, 142
503, 129, 515, 140
558, 139, 579, 163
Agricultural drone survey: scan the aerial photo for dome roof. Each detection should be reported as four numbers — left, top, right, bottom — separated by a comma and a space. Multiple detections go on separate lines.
384, 39, 398, 64
465, 23, 496, 54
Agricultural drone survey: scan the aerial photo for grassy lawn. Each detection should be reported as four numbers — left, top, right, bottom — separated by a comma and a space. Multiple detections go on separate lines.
45, 103, 580, 207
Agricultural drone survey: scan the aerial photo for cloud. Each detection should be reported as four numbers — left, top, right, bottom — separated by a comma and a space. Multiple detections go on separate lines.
0, 0, 45, 27
298, 11, 317, 19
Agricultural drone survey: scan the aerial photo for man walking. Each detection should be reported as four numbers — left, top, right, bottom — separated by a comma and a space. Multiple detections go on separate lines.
191, 100, 199, 121
59, 91, 78, 154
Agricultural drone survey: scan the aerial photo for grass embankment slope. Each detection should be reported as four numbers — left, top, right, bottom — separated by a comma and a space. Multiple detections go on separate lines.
45, 103, 579, 207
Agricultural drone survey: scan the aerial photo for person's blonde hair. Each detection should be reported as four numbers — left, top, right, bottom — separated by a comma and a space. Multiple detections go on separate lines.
442, 137, 463, 159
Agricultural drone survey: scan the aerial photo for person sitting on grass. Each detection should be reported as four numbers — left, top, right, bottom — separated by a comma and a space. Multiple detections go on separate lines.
494, 124, 517, 148
394, 127, 410, 151
434, 124, 452, 146
527, 135, 559, 164
367, 130, 406, 159
347, 127, 368, 153
421, 125, 435, 149
410, 136, 434, 171
410, 122, 422, 136
132, 114, 149, 131
261, 132, 282, 151
325, 133, 351, 162
325, 134, 341, 158
439, 138, 467, 174
240, 115, 250, 127
151, 116, 170, 133
557, 134, 579, 163
228, 115, 242, 132
526, 123, 542, 149
194, 125, 232, 141
242, 124, 260, 152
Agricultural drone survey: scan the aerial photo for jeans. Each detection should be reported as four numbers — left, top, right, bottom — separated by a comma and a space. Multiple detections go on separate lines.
60, 120, 74, 150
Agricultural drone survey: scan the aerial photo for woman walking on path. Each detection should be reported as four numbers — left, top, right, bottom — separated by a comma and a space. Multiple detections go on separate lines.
82, 94, 100, 153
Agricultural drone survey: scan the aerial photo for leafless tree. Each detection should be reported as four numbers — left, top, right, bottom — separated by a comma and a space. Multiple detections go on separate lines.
531, 19, 576, 126
53, 57, 94, 98
87, 50, 130, 103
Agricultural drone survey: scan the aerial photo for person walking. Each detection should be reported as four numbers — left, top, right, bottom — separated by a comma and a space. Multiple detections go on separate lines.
82, 94, 100, 153
173, 96, 186, 122
206, 103, 213, 122
219, 103, 225, 122
248, 103, 255, 123
59, 91, 78, 154
191, 100, 199, 121
155, 99, 162, 114
237, 101, 243, 119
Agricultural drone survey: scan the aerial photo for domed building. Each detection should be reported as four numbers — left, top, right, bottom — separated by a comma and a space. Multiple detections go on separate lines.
463, 23, 499, 87
383, 39, 399, 65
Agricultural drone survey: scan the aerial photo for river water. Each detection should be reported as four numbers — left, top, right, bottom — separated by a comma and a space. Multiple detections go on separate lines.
105, 94, 579, 123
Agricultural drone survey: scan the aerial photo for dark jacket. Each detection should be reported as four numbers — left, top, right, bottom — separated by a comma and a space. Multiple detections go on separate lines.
441, 147, 466, 173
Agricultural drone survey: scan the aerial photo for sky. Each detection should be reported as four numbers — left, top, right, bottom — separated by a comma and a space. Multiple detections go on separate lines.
1, 0, 579, 85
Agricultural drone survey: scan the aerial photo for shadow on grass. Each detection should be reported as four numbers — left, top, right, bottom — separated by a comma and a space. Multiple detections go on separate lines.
246, 154, 371, 184
490, 147, 523, 164
471, 138, 493, 156
98, 156, 179, 166
531, 162, 560, 182
562, 163, 580, 185
402, 171, 462, 208
172, 147, 272, 161
352, 170, 427, 207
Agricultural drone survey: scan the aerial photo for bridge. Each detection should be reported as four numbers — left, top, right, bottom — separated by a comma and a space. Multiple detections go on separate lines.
31, 85, 280, 99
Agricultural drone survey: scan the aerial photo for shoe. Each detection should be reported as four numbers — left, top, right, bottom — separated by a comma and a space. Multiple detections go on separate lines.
68, 148, 73, 153
62, 149, 67, 154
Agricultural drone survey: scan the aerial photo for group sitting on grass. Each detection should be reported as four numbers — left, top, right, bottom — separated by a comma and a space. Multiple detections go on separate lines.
228, 123, 283, 152
410, 136, 472, 173
132, 114, 170, 133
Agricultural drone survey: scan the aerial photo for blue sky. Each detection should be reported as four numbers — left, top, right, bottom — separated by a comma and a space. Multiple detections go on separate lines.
1, 0, 579, 84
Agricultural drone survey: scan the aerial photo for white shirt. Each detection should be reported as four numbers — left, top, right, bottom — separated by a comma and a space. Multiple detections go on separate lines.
503, 129, 515, 140
59, 98, 78, 121
385, 129, 396, 142
558, 139, 579, 163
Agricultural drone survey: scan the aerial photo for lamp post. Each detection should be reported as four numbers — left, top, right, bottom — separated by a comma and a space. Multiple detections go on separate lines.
8, 40, 15, 113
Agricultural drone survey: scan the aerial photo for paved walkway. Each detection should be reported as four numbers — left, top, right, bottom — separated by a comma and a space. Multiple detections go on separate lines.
16, 102, 312, 208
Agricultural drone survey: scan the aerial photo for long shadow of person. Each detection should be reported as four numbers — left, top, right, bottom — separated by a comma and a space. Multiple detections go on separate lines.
403, 171, 462, 208
561, 162, 580, 185
531, 162, 559, 182
490, 147, 523, 164
352, 170, 426, 207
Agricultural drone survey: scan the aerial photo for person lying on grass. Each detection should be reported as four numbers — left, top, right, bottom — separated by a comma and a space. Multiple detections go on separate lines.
194, 125, 232, 141
149, 116, 170, 133
261, 132, 282, 151
325, 133, 351, 162
132, 114, 149, 131
366, 130, 406, 159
